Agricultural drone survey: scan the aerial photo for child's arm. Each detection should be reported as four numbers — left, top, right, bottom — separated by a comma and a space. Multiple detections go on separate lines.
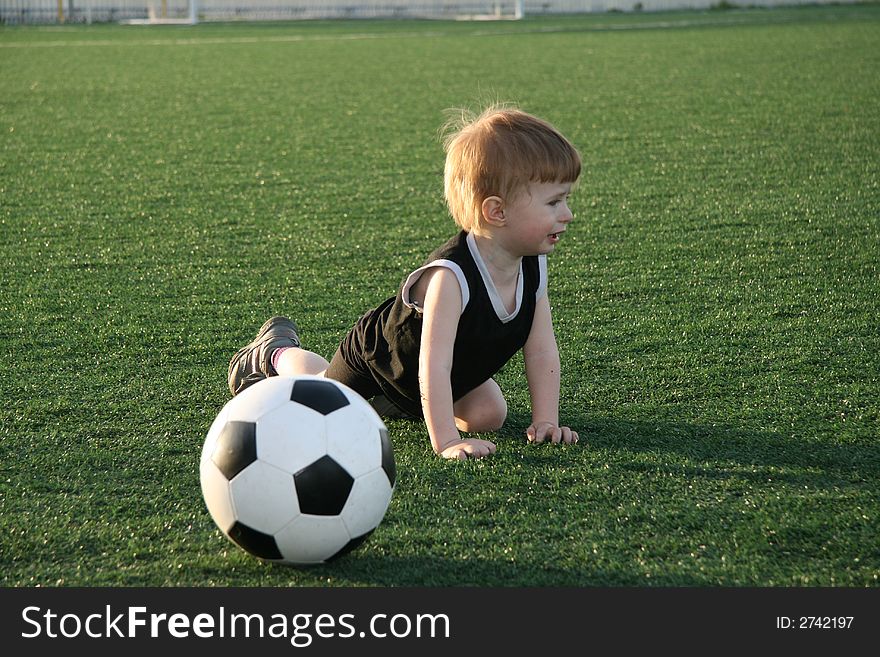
522, 295, 579, 445
417, 267, 496, 460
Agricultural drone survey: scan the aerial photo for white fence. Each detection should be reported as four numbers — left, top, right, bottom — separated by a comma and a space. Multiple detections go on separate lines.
0, 0, 862, 24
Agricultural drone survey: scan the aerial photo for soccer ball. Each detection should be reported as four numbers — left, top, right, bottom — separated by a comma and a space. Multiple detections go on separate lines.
200, 375, 396, 565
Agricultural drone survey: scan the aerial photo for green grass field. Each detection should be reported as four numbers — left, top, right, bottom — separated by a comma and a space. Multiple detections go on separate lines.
1, 4, 878, 587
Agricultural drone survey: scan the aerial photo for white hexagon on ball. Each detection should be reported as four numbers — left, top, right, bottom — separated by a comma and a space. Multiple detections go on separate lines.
256, 402, 327, 474
228, 376, 300, 423
200, 459, 236, 534
324, 406, 383, 479
274, 514, 352, 564
229, 461, 300, 535
341, 468, 394, 538
201, 406, 229, 463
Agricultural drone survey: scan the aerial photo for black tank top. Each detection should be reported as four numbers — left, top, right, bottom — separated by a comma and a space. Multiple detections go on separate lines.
343, 231, 544, 418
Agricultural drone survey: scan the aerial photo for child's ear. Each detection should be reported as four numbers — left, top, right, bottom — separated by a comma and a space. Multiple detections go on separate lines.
481, 196, 506, 227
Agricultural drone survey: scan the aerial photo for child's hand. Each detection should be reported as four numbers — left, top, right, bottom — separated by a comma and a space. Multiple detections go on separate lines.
440, 438, 497, 460
526, 422, 579, 445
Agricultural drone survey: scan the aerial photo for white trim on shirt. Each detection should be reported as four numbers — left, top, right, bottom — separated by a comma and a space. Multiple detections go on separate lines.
401, 259, 470, 315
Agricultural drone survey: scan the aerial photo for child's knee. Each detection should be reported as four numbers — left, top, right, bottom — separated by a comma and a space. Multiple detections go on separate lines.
485, 396, 508, 431
458, 396, 506, 433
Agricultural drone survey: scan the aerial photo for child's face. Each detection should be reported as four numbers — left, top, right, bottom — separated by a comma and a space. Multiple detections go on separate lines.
501, 181, 574, 256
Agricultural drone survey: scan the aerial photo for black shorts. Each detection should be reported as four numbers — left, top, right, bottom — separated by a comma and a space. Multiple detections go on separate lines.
324, 346, 382, 401
324, 346, 419, 420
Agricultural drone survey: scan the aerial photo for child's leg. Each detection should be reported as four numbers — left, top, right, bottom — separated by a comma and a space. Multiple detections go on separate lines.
275, 347, 329, 377
453, 379, 507, 433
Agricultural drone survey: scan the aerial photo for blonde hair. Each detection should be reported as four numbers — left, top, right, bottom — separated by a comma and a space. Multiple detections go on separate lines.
442, 105, 581, 234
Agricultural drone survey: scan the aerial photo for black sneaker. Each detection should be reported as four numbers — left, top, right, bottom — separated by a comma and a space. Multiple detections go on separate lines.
227, 316, 301, 396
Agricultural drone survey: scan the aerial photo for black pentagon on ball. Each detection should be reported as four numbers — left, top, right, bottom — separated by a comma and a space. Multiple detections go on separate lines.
227, 521, 283, 560
212, 421, 257, 480
326, 530, 374, 563
379, 428, 396, 488
290, 379, 350, 415
293, 455, 354, 515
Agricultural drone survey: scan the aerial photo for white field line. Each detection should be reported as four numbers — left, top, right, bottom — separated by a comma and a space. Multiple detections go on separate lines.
0, 31, 427, 48
0, 13, 864, 49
